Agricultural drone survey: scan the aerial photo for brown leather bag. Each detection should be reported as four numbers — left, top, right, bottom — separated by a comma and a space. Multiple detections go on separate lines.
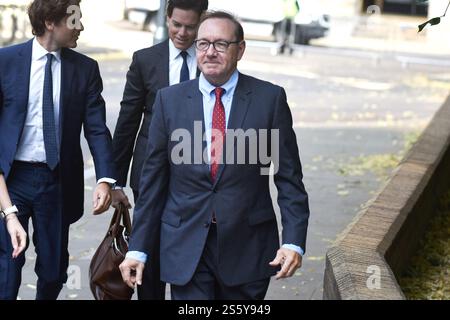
89, 203, 134, 300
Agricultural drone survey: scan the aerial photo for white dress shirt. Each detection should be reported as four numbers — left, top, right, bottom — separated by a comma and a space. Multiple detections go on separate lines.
168, 39, 197, 85
15, 37, 61, 163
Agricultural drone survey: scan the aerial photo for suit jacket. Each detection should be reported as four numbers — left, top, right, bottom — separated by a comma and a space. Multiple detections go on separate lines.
0, 39, 114, 224
129, 73, 310, 286
112, 40, 200, 190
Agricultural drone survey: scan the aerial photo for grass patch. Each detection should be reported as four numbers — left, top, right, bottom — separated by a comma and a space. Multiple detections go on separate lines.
399, 191, 450, 300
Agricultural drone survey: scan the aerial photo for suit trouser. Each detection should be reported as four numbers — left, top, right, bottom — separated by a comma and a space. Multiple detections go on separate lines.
0, 161, 69, 300
133, 190, 166, 300
170, 224, 271, 300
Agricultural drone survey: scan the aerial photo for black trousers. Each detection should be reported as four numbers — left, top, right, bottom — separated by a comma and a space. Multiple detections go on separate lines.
170, 224, 270, 300
132, 190, 166, 300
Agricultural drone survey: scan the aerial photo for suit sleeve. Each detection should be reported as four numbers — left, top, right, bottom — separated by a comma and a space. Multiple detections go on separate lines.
128, 89, 169, 256
83, 60, 115, 180
272, 87, 310, 252
0, 63, 4, 174
112, 52, 146, 186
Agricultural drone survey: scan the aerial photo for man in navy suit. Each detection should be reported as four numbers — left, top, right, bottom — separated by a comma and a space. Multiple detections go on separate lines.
112, 0, 208, 300
0, 0, 115, 299
120, 11, 310, 300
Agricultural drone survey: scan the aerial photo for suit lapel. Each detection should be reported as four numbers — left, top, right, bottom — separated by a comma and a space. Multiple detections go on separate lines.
185, 79, 210, 180
60, 48, 75, 141
156, 40, 170, 88
212, 73, 252, 187
15, 40, 33, 116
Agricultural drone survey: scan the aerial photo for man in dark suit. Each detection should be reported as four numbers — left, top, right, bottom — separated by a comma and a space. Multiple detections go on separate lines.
0, 0, 114, 300
119, 11, 310, 300
111, 0, 208, 300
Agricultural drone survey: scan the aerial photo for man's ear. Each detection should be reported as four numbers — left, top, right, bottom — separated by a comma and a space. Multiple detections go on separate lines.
44, 20, 55, 31
237, 40, 246, 61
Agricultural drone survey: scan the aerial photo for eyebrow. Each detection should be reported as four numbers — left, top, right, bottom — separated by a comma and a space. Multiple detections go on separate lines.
172, 19, 197, 28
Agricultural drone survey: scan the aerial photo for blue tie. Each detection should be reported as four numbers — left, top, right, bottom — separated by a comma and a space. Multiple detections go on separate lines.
179, 51, 189, 82
42, 53, 58, 170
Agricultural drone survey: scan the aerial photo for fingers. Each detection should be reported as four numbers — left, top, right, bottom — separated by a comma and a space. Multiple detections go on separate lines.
92, 192, 99, 211
135, 263, 143, 286
93, 188, 112, 215
10, 230, 19, 258
275, 256, 295, 279
119, 261, 136, 289
270, 249, 302, 279
15, 230, 27, 257
119, 259, 144, 289
111, 190, 132, 209
6, 217, 27, 259
123, 197, 132, 209
12, 231, 26, 258
269, 251, 284, 267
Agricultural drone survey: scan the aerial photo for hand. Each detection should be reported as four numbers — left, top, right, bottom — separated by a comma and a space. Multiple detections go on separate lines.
92, 182, 112, 215
119, 258, 145, 289
6, 215, 27, 258
269, 247, 302, 279
112, 189, 132, 209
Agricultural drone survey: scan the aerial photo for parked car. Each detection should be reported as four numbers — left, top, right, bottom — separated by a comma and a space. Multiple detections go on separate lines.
123, 0, 160, 31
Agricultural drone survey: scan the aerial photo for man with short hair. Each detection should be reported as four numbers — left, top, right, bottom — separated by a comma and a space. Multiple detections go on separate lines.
0, 0, 115, 299
112, 0, 208, 300
120, 11, 310, 300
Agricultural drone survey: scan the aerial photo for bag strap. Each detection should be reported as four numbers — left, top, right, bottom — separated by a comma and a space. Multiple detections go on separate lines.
120, 203, 132, 234
108, 203, 132, 236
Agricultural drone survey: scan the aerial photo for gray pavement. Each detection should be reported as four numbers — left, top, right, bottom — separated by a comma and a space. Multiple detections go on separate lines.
14, 11, 450, 300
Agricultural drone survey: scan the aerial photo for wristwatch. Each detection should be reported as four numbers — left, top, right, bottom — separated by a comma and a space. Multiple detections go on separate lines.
0, 205, 18, 219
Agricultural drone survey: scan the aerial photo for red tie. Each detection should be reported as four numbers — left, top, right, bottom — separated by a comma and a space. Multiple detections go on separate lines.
211, 87, 226, 181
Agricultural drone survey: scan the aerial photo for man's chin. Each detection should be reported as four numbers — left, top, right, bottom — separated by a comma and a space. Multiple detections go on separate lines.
174, 40, 190, 50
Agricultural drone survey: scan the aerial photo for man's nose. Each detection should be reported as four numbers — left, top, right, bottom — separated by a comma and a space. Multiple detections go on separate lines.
179, 26, 188, 37
206, 43, 218, 56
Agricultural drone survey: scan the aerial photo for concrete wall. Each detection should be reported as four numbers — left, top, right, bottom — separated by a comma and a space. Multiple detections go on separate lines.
323, 94, 450, 300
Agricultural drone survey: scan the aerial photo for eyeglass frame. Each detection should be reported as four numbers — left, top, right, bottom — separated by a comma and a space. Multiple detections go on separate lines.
194, 39, 243, 52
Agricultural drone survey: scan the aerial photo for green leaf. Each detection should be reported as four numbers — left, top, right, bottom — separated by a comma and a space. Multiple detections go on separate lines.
418, 17, 441, 32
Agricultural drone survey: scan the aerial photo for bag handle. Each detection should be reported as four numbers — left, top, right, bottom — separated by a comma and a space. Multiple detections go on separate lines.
108, 203, 132, 236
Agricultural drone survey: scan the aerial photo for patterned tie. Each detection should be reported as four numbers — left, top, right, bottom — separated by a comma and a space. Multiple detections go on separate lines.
179, 51, 189, 82
42, 53, 58, 170
211, 87, 226, 181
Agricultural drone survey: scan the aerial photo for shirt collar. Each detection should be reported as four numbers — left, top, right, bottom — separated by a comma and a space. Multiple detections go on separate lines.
199, 69, 239, 100
168, 38, 195, 61
32, 37, 61, 62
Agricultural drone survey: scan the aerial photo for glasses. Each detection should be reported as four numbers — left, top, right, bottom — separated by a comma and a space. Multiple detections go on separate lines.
194, 39, 241, 53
